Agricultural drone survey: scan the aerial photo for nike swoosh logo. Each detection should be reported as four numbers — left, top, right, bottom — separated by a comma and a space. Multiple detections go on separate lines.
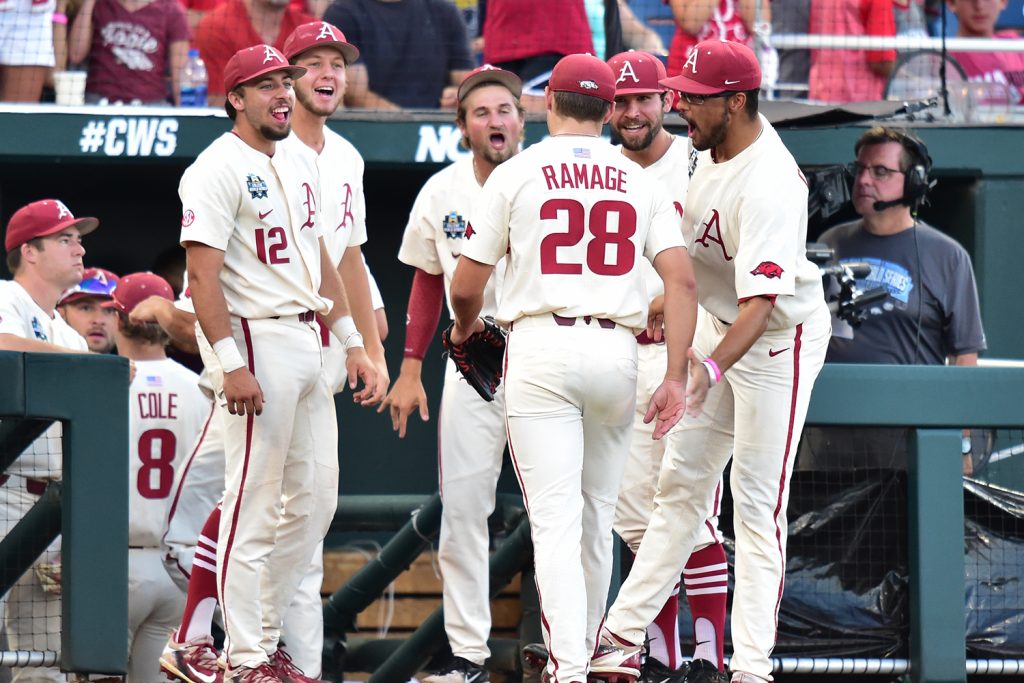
465, 673, 482, 683
186, 664, 216, 683
259, 209, 273, 219
724, 79, 741, 85
769, 347, 790, 357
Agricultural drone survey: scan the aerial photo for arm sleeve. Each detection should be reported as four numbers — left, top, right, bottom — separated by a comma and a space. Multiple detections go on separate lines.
942, 245, 987, 355
403, 268, 445, 360
863, 0, 897, 64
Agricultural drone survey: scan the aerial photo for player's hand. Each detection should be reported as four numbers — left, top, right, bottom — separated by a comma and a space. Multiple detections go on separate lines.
128, 295, 170, 325
449, 317, 485, 346
644, 378, 686, 440
378, 373, 430, 438
684, 347, 710, 417
360, 354, 391, 407
439, 85, 458, 109
223, 367, 264, 416
646, 295, 665, 343
346, 347, 378, 405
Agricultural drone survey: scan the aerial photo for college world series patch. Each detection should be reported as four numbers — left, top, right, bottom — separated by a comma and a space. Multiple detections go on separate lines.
442, 211, 466, 239
246, 174, 269, 199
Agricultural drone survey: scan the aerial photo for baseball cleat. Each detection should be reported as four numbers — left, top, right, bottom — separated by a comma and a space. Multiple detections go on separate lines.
682, 659, 727, 683
160, 634, 224, 683
588, 631, 642, 683
521, 643, 549, 676
268, 648, 326, 683
224, 663, 281, 683
640, 657, 688, 683
422, 655, 489, 683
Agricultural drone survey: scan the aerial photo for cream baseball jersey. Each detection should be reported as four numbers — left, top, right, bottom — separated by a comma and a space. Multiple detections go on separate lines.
128, 358, 207, 547
0, 280, 88, 479
179, 133, 330, 319
463, 135, 684, 330
398, 156, 504, 319
279, 129, 368, 267
684, 115, 823, 329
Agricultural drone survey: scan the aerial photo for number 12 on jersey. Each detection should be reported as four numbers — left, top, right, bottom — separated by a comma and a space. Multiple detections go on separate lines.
539, 199, 637, 276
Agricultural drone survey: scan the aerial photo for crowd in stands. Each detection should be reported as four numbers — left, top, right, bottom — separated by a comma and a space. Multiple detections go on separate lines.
0, 0, 1021, 107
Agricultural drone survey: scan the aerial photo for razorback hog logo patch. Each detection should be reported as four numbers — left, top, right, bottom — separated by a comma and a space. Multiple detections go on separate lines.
751, 261, 784, 279
578, 80, 599, 90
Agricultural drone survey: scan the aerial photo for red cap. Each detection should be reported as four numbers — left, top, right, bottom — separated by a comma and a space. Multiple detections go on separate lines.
223, 44, 307, 93
608, 51, 667, 95
5, 199, 99, 252
104, 272, 173, 315
660, 39, 762, 95
457, 64, 522, 102
283, 21, 359, 64
549, 53, 616, 104
59, 267, 120, 306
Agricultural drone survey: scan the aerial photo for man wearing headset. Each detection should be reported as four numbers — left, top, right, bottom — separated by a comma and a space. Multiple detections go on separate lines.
815, 126, 987, 473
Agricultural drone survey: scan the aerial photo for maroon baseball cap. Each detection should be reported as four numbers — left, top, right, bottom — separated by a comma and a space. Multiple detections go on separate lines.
103, 272, 173, 315
283, 21, 359, 64
59, 267, 120, 306
549, 53, 616, 104
457, 64, 522, 102
5, 199, 99, 252
660, 39, 762, 95
608, 51, 667, 95
223, 44, 307, 93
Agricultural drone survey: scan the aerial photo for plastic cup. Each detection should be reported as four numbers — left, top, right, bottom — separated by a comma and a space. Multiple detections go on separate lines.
53, 71, 87, 106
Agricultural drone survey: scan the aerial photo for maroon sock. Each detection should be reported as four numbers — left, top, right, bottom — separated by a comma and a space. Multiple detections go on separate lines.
646, 583, 682, 668
684, 542, 728, 670
177, 505, 221, 642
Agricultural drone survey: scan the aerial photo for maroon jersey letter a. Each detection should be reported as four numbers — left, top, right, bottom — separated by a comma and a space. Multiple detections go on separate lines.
695, 209, 732, 261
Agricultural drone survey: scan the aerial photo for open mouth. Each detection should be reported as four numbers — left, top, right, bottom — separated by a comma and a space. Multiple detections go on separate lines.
314, 85, 335, 100
489, 132, 507, 150
271, 105, 290, 123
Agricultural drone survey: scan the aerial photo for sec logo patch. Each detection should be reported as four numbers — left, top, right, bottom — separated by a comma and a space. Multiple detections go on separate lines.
182, 210, 195, 227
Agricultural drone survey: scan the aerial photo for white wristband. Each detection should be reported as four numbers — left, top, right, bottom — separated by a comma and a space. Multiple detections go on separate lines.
213, 337, 245, 373
330, 315, 364, 351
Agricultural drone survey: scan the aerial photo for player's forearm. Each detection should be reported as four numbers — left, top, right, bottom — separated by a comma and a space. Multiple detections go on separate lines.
661, 277, 697, 382
339, 247, 384, 360
161, 305, 199, 353
450, 259, 490, 331
708, 296, 774, 372
396, 357, 424, 382
318, 240, 352, 327
0, 333, 87, 354
186, 246, 233, 346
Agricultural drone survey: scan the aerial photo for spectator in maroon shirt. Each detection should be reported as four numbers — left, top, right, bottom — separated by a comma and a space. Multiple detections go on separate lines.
948, 0, 1024, 103
194, 0, 312, 105
68, 0, 190, 104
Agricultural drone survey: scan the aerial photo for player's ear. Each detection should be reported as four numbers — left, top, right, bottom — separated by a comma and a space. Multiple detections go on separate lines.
728, 91, 746, 114
227, 87, 245, 113
661, 92, 673, 114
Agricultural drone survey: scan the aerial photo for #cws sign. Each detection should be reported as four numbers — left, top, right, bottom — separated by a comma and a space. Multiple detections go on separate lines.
414, 124, 471, 163
77, 117, 178, 157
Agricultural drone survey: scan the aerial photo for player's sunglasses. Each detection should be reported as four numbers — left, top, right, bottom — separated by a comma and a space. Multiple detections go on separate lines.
678, 91, 736, 105
63, 274, 117, 299
847, 162, 904, 181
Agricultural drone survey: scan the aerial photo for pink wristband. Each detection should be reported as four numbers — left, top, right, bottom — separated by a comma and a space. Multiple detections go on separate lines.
701, 357, 722, 386
52, 12, 68, 24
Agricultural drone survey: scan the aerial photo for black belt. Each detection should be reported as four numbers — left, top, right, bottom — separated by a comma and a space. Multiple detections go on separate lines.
270, 311, 316, 323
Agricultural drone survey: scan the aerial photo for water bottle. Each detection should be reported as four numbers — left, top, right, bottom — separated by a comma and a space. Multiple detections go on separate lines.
179, 48, 208, 107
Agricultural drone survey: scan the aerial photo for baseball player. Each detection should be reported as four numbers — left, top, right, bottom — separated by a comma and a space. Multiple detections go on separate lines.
593, 40, 831, 683
107, 272, 208, 683
57, 266, 119, 353
606, 50, 729, 683
0, 199, 96, 683
178, 44, 374, 683
449, 53, 700, 683
380, 64, 525, 683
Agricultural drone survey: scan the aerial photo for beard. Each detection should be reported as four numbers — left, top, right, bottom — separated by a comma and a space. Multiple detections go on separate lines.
612, 122, 659, 152
259, 123, 291, 141
690, 109, 729, 151
476, 139, 516, 166
295, 86, 336, 117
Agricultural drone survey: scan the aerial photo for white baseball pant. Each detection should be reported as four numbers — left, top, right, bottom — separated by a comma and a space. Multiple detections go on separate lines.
504, 315, 638, 683
437, 358, 508, 665
129, 548, 187, 682
605, 305, 830, 681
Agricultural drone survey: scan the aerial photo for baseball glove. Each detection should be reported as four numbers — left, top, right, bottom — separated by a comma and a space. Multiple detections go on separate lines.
442, 317, 507, 402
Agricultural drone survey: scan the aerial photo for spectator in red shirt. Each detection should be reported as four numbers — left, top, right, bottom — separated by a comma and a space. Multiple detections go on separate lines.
68, 0, 190, 104
809, 0, 897, 103
194, 0, 312, 105
949, 0, 1024, 103
177, 0, 322, 33
665, 0, 766, 79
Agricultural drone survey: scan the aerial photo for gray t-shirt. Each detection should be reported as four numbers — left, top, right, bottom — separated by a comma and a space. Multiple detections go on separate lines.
819, 219, 987, 365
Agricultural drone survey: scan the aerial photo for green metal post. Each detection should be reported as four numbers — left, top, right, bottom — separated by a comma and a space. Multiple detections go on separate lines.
0, 418, 53, 474
908, 429, 966, 683
0, 481, 61, 595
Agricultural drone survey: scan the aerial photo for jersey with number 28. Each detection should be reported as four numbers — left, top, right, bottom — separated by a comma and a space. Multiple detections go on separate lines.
129, 358, 207, 547
463, 135, 684, 330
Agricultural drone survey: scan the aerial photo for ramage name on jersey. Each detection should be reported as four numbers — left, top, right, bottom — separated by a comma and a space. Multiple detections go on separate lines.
541, 163, 629, 194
